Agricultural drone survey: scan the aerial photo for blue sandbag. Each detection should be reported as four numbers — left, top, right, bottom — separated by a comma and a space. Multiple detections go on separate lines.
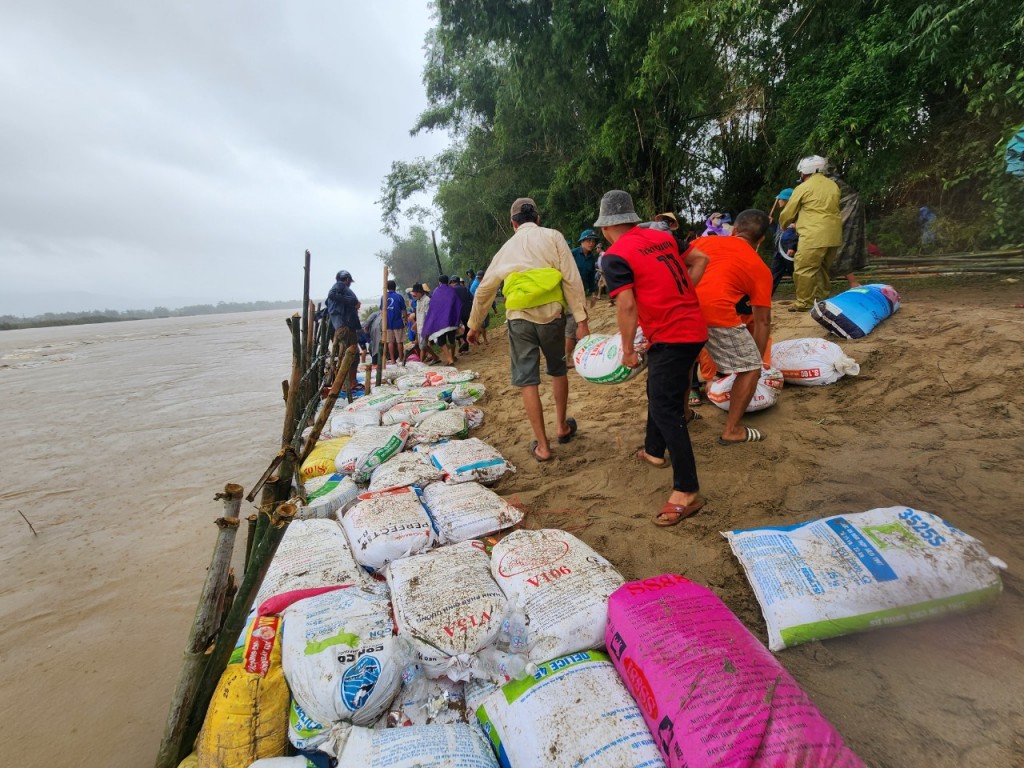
811, 284, 901, 339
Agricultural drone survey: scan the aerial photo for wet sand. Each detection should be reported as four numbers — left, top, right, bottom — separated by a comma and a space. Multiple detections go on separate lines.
1, 285, 1022, 767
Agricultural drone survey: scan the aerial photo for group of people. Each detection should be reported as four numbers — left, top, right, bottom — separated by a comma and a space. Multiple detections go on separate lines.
327, 152, 863, 527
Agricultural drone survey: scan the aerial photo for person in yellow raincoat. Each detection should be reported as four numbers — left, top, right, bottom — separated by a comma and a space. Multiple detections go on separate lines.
779, 155, 842, 311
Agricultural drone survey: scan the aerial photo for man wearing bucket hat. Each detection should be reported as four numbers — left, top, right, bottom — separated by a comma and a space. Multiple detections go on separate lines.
467, 197, 590, 462
779, 155, 842, 311
596, 189, 710, 526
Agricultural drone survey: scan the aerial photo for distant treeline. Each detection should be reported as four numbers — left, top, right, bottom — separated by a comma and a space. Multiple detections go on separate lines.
0, 300, 301, 331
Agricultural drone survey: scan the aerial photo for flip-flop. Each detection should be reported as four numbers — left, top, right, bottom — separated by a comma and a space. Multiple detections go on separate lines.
528, 440, 552, 462
653, 495, 706, 527
634, 449, 669, 469
688, 389, 703, 407
557, 417, 578, 444
717, 427, 765, 446
685, 410, 703, 424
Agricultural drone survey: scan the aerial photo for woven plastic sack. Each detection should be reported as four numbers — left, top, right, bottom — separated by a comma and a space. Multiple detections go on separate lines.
427, 438, 515, 485
572, 327, 648, 384
421, 481, 524, 545
324, 723, 497, 767
387, 541, 508, 681
281, 587, 402, 728
707, 368, 783, 412
771, 338, 860, 386
300, 473, 360, 519
606, 575, 864, 767
474, 651, 664, 768
724, 506, 1006, 650
380, 399, 448, 425
811, 283, 900, 339
367, 452, 445, 492
341, 487, 436, 571
335, 424, 410, 481
491, 529, 623, 663
299, 437, 351, 481
380, 666, 471, 727
410, 409, 470, 445
450, 383, 486, 406
462, 407, 484, 430
330, 391, 403, 435
256, 519, 367, 606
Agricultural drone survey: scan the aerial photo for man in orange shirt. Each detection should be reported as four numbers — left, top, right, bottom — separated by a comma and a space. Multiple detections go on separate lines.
690, 209, 773, 445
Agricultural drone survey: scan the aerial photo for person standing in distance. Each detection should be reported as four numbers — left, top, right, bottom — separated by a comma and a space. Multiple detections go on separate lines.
467, 197, 589, 462
779, 155, 842, 311
326, 269, 361, 388
382, 279, 408, 365
598, 190, 710, 526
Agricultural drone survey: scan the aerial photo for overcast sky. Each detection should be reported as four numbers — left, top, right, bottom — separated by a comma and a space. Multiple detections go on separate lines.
0, 1, 450, 316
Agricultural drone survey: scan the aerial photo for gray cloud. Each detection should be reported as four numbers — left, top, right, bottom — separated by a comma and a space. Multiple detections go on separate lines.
0, 1, 448, 315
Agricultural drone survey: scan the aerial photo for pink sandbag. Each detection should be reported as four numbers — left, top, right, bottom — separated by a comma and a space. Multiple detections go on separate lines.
606, 574, 863, 768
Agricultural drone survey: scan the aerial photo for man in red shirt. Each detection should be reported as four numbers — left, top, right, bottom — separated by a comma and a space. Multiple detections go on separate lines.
598, 190, 710, 526
690, 209, 773, 445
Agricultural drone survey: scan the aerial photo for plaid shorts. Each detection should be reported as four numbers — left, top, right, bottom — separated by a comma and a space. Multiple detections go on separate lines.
704, 325, 762, 374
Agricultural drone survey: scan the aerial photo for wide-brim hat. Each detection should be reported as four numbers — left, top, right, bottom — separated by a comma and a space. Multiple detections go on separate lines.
594, 190, 642, 227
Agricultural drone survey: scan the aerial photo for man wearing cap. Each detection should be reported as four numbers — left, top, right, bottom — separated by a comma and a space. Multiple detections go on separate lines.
779, 155, 842, 310
467, 197, 589, 462
326, 270, 362, 388
571, 229, 600, 306
597, 189, 710, 526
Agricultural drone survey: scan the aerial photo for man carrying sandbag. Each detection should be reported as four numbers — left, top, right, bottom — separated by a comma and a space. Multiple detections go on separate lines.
691, 209, 774, 445
467, 197, 590, 462
779, 154, 842, 311
597, 189, 710, 526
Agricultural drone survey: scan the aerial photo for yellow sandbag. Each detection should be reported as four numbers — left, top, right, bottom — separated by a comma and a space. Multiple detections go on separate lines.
299, 437, 350, 481
196, 616, 289, 768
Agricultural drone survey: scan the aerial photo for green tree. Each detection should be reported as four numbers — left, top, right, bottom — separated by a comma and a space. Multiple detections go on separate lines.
376, 226, 445, 289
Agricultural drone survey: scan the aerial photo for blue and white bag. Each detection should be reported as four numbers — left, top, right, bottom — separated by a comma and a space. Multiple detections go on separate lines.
811, 284, 901, 339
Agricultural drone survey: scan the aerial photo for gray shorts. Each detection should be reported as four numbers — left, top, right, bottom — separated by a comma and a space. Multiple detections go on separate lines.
507, 317, 568, 386
385, 329, 404, 344
564, 312, 578, 339
704, 325, 762, 373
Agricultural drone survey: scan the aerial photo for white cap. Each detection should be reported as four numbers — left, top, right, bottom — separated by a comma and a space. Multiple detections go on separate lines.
797, 155, 828, 175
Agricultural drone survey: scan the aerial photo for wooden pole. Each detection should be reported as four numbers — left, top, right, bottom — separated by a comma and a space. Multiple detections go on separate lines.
180, 503, 297, 761
299, 342, 358, 463
243, 513, 257, 572
281, 314, 302, 447
378, 266, 388, 387
211, 483, 244, 628
155, 509, 241, 768
301, 250, 311, 372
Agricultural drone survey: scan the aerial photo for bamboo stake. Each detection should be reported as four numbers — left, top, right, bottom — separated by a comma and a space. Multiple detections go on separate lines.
211, 483, 243, 628
155, 513, 241, 768
281, 314, 302, 448
301, 250, 311, 372
243, 513, 257, 572
180, 503, 297, 762
299, 342, 359, 463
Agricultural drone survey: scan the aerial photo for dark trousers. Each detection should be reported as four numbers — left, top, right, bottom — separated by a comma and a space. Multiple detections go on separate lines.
645, 342, 705, 493
770, 254, 794, 295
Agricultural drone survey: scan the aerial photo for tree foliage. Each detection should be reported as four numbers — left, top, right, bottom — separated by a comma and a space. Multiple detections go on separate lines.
376, 225, 446, 289
381, 0, 1024, 256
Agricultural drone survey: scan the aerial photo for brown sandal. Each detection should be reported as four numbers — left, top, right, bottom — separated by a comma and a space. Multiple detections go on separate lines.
653, 495, 706, 526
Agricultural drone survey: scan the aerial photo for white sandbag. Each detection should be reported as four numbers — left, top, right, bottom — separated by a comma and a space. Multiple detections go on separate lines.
341, 487, 436, 572
572, 327, 647, 384
450, 383, 486, 406
335, 424, 411, 482
421, 482, 524, 545
387, 541, 509, 681
490, 529, 623, 663
443, 370, 478, 384
330, 392, 404, 435
461, 407, 484, 430
380, 399, 448, 425
300, 473, 361, 519
281, 587, 402, 727
367, 452, 445, 493
771, 337, 860, 386
325, 723, 497, 767
426, 438, 515, 485
287, 698, 330, 752
707, 367, 784, 412
474, 651, 665, 768
380, 665, 471, 727
410, 409, 470, 445
723, 506, 1006, 651
255, 519, 367, 607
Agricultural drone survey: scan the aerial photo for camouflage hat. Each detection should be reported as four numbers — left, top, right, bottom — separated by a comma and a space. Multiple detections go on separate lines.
594, 190, 642, 227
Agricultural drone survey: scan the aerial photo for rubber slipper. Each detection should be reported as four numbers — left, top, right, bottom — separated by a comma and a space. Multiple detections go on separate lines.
528, 440, 552, 462
688, 389, 703, 407
717, 427, 765, 446
685, 410, 703, 424
635, 449, 669, 469
557, 417, 578, 444
653, 495, 706, 527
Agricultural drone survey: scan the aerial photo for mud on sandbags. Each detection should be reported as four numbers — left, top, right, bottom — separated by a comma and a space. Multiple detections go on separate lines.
340, 487, 436, 572
335, 423, 411, 483
472, 650, 665, 768
450, 382, 486, 406
299, 473, 360, 519
770, 338, 860, 386
724, 506, 1006, 651
380, 399, 448, 426
367, 452, 445, 493
421, 481, 523, 545
409, 409, 470, 445
281, 586, 402, 728
423, 438, 516, 485
606, 574, 864, 768
490, 529, 623, 663
320, 723, 498, 768
387, 541, 510, 681
255, 519, 367, 607
380, 664, 471, 727
707, 367, 783, 412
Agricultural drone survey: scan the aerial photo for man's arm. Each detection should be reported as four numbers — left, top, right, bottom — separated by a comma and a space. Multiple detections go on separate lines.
682, 246, 710, 286
778, 188, 803, 229
616, 288, 642, 369
749, 306, 771, 358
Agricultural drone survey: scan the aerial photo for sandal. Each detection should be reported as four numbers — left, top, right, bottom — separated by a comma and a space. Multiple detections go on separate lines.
557, 417, 578, 444
528, 440, 552, 462
653, 495, 706, 527
717, 427, 765, 446
685, 410, 703, 425
635, 449, 669, 469
688, 388, 703, 407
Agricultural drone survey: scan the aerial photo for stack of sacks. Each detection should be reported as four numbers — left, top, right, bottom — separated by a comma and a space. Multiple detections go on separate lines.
299, 473, 360, 519
299, 437, 351, 482
330, 391, 404, 434
367, 452, 445, 493
340, 487, 436, 572
420, 438, 515, 485
335, 424, 411, 483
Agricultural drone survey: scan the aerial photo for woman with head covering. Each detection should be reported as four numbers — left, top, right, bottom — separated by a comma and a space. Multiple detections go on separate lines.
702, 212, 730, 237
